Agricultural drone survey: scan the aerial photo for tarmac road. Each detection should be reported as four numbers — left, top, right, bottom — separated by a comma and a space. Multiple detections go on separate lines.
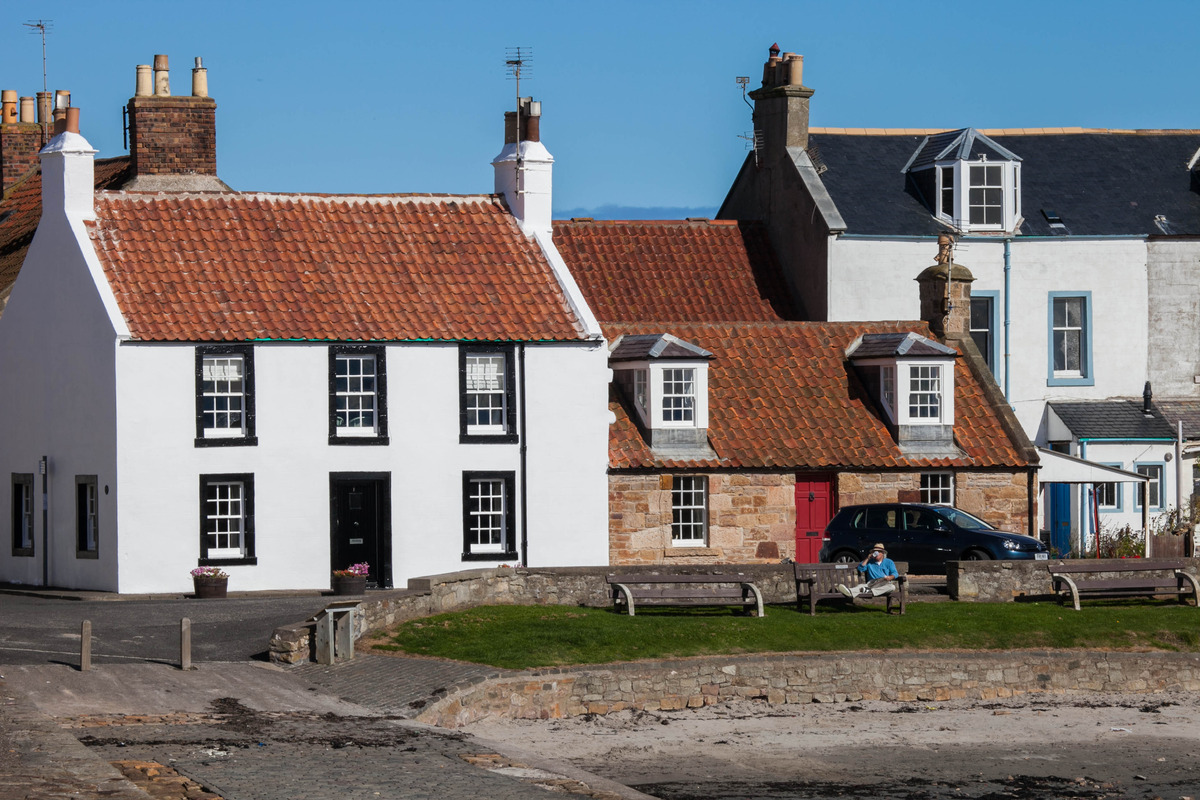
0, 591, 331, 665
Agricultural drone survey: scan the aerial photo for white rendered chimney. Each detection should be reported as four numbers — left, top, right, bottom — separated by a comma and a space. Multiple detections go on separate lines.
492, 97, 553, 239
40, 108, 96, 221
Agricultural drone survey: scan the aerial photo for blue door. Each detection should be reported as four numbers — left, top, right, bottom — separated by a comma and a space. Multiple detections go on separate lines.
1047, 483, 1071, 557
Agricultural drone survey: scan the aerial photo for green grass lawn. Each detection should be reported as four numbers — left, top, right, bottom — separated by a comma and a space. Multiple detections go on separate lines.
366, 601, 1200, 670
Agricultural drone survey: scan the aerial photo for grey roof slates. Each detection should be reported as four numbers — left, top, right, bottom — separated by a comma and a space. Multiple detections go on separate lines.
848, 331, 958, 359
1048, 400, 1177, 439
811, 131, 1200, 236
610, 332, 713, 362
1153, 399, 1200, 439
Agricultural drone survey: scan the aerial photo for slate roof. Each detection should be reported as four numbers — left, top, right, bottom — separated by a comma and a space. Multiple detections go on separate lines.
0, 157, 131, 307
606, 321, 1026, 470
847, 331, 957, 359
553, 219, 797, 322
86, 192, 588, 343
904, 128, 1022, 172
609, 333, 713, 362
1048, 400, 1176, 439
1154, 399, 1200, 440
806, 129, 1200, 236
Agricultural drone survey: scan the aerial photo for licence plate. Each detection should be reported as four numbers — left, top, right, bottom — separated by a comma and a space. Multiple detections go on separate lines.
1035, 553, 1049, 560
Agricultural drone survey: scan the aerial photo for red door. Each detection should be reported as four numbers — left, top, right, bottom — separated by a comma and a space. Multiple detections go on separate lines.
795, 474, 834, 563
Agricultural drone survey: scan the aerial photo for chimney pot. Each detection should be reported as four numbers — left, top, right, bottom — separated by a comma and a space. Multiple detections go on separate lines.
1, 90, 16, 124
769, 42, 780, 58
65, 106, 80, 134
1143, 381, 1153, 414
135, 64, 153, 97
191, 56, 209, 98
54, 89, 70, 111
19, 96, 34, 123
153, 54, 170, 96
52, 118, 66, 135
786, 54, 804, 86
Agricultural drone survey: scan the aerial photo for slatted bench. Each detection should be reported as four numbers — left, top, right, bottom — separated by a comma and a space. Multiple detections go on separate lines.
1047, 560, 1200, 611
793, 562, 908, 616
606, 574, 765, 617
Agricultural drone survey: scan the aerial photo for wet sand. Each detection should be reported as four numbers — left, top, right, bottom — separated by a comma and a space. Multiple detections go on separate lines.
466, 693, 1200, 799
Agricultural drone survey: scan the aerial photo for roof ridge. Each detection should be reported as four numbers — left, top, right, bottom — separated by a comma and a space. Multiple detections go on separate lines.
554, 218, 738, 226
811, 127, 1200, 136
96, 190, 502, 204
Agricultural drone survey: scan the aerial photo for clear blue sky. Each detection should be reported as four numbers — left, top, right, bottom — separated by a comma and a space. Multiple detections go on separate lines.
3, 0, 1197, 218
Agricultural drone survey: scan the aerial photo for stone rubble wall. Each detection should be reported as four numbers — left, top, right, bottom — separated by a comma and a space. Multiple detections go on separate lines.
949, 558, 1200, 602
415, 650, 1200, 728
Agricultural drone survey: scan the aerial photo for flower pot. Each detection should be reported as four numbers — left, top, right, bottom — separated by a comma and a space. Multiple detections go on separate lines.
193, 576, 228, 599
332, 575, 368, 596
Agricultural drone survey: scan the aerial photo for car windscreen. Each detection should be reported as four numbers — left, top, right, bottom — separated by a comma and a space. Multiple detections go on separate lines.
938, 508, 995, 530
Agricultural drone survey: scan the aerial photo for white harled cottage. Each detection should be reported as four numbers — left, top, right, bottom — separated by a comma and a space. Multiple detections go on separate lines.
0, 56, 609, 593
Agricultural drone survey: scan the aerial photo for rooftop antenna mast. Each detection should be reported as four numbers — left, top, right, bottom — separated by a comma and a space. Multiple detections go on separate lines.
735, 76, 762, 167
505, 47, 532, 196
24, 19, 53, 140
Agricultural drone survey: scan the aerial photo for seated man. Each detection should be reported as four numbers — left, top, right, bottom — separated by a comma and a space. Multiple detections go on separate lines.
836, 543, 899, 599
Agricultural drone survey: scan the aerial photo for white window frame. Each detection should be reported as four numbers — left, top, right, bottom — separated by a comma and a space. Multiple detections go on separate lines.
920, 472, 954, 505
203, 480, 246, 559
933, 159, 1020, 232
967, 163, 1005, 228
334, 353, 379, 436
633, 369, 648, 416
880, 365, 896, 423
907, 364, 942, 422
671, 475, 708, 545
1134, 463, 1165, 511
464, 352, 510, 436
201, 355, 247, 438
465, 475, 510, 555
1052, 296, 1084, 377
661, 367, 696, 426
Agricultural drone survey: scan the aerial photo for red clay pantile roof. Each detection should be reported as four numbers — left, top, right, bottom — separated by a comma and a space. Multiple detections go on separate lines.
554, 219, 797, 323
0, 157, 130, 307
87, 192, 588, 342
606, 321, 1027, 470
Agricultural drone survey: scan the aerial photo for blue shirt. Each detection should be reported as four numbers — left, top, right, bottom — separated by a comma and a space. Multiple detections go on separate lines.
858, 557, 898, 580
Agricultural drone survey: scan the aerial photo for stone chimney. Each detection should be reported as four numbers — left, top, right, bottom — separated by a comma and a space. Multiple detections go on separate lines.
748, 43, 814, 159
492, 96, 553, 240
916, 234, 975, 338
125, 54, 228, 191
40, 106, 96, 222
0, 87, 50, 195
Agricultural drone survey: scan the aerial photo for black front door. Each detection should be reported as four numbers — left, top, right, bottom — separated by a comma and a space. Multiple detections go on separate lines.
330, 475, 391, 588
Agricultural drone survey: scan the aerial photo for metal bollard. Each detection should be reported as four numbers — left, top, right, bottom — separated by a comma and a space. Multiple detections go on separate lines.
180, 618, 193, 671
80, 620, 91, 672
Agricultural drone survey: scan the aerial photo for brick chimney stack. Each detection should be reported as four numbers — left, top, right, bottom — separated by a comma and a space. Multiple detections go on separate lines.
126, 54, 228, 191
0, 87, 49, 196
748, 43, 814, 158
917, 234, 975, 338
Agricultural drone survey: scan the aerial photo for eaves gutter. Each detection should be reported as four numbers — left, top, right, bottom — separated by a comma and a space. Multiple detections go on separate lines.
836, 233, 1147, 242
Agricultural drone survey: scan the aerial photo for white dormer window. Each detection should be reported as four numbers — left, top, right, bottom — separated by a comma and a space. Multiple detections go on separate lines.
633, 369, 648, 416
609, 334, 712, 439
661, 368, 696, 425
881, 365, 896, 420
908, 129, 1022, 233
908, 364, 942, 420
967, 164, 1003, 226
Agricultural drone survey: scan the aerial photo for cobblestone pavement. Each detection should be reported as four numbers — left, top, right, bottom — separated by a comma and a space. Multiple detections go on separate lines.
290, 654, 513, 717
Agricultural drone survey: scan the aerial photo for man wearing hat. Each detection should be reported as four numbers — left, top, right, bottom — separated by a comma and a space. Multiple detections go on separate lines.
836, 543, 899, 599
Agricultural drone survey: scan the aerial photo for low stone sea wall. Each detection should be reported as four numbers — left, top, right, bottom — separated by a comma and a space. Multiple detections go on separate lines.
948, 558, 1200, 602
415, 650, 1200, 728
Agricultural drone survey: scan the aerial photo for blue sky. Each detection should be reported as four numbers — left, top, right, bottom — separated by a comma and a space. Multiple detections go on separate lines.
2, 0, 1197, 218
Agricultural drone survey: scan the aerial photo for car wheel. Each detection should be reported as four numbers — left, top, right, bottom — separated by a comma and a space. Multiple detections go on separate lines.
963, 549, 992, 561
832, 550, 859, 564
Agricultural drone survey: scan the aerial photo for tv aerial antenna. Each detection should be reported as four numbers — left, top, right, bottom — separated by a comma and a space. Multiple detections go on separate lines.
505, 47, 532, 172
24, 20, 53, 138
734, 76, 763, 165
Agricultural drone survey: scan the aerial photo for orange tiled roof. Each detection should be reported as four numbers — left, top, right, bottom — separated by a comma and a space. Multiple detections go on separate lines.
554, 219, 797, 323
87, 192, 588, 342
606, 321, 1027, 470
0, 157, 130, 304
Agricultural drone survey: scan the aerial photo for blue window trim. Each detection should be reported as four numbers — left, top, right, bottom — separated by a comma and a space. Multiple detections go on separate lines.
970, 290, 1000, 377
1046, 291, 1094, 387
1096, 462, 1123, 513
1133, 461, 1166, 512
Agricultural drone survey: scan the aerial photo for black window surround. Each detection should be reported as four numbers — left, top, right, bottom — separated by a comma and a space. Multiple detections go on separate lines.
75, 474, 99, 559
11, 472, 33, 557
461, 470, 518, 561
458, 344, 519, 445
195, 345, 258, 447
328, 345, 389, 445
198, 473, 258, 567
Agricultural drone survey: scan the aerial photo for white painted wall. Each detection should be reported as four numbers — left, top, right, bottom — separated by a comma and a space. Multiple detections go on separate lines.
112, 340, 611, 594
828, 236, 1150, 443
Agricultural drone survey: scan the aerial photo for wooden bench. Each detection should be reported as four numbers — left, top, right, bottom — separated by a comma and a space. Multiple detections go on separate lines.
793, 562, 908, 616
606, 574, 765, 617
1047, 560, 1200, 611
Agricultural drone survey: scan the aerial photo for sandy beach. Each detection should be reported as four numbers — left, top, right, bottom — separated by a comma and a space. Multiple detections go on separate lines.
465, 692, 1200, 799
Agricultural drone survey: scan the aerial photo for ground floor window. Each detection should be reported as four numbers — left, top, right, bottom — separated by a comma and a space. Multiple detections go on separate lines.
919, 472, 954, 505
462, 471, 516, 560
1095, 464, 1122, 511
671, 476, 708, 545
11, 473, 33, 556
1134, 463, 1164, 511
199, 474, 255, 563
76, 475, 98, 558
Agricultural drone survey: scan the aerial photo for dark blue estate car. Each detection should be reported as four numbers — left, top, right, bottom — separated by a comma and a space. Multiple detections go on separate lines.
818, 503, 1048, 575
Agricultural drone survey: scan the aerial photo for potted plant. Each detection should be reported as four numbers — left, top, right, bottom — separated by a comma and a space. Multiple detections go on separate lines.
332, 562, 369, 595
191, 566, 229, 599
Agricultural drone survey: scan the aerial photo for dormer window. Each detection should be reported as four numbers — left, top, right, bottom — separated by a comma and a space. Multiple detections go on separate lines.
609, 333, 713, 451
906, 129, 1022, 233
908, 364, 942, 420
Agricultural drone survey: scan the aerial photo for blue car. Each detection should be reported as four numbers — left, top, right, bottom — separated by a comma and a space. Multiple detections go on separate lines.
818, 503, 1048, 575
